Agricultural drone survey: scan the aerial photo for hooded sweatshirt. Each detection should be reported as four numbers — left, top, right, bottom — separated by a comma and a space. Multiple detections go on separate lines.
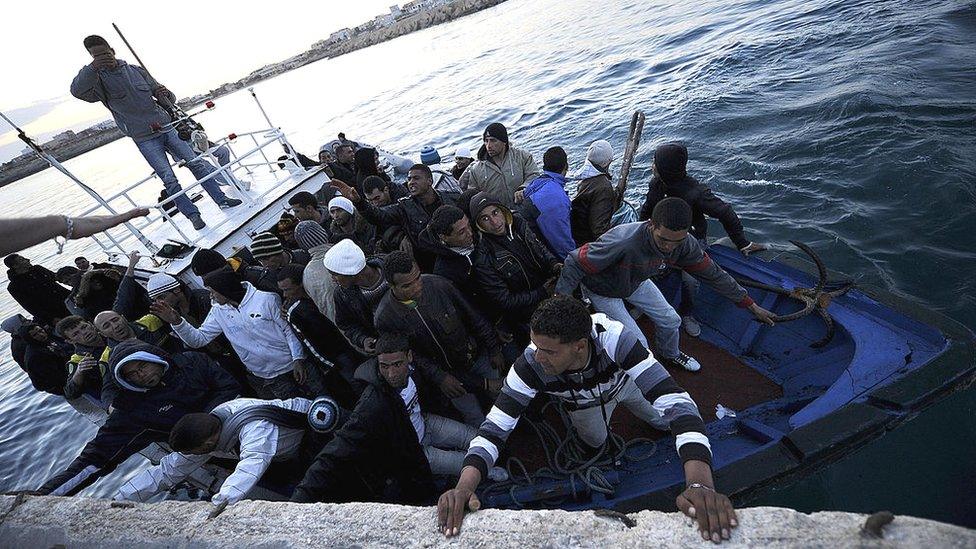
171, 282, 306, 379
38, 340, 239, 496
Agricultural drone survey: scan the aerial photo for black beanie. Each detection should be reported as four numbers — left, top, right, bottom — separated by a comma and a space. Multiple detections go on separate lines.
654, 143, 688, 183
203, 269, 246, 304
191, 249, 228, 277
650, 197, 692, 231
483, 122, 509, 144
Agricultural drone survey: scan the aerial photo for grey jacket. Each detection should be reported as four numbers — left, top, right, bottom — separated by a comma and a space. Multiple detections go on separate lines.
555, 221, 754, 307
459, 146, 540, 208
70, 60, 174, 142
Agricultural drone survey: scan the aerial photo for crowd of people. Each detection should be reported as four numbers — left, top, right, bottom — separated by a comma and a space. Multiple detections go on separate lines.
0, 34, 780, 543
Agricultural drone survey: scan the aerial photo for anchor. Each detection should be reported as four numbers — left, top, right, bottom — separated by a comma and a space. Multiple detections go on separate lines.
736, 241, 854, 348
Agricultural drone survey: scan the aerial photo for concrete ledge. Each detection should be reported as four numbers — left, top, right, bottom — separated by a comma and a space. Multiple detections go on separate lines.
1, 496, 973, 548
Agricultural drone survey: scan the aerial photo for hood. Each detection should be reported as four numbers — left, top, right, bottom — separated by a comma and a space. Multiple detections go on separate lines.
653, 143, 688, 183
470, 192, 514, 236
2, 314, 28, 335
573, 159, 612, 181
109, 339, 172, 393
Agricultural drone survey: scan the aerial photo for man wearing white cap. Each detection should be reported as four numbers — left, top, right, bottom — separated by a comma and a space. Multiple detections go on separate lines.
328, 197, 376, 255
323, 239, 388, 355
570, 139, 620, 246
451, 146, 474, 181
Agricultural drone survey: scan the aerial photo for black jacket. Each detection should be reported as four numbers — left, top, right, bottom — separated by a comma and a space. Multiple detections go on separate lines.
7, 266, 70, 324
329, 214, 377, 256
374, 274, 498, 381
286, 297, 360, 367
38, 340, 239, 496
417, 226, 482, 304
18, 325, 72, 396
334, 259, 387, 350
473, 213, 559, 321
358, 190, 460, 251
290, 360, 435, 504
638, 175, 749, 249
570, 173, 618, 246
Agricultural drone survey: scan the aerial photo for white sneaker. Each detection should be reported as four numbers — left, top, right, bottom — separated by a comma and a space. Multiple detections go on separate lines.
661, 352, 702, 372
682, 315, 702, 337
488, 467, 510, 482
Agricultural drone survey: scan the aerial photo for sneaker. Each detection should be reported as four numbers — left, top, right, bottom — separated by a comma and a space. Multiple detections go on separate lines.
487, 467, 510, 482
661, 351, 701, 372
189, 214, 206, 230
219, 198, 243, 209
682, 315, 702, 337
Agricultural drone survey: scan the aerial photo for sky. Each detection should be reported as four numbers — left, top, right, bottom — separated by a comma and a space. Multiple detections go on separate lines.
0, 0, 398, 161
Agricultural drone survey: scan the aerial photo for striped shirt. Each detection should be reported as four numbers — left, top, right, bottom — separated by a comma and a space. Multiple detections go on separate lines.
463, 314, 712, 478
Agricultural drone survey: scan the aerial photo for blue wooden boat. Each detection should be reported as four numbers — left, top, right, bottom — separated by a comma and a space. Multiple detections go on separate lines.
478, 243, 976, 511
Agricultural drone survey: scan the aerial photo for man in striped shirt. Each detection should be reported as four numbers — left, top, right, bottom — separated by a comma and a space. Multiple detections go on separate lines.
437, 296, 738, 543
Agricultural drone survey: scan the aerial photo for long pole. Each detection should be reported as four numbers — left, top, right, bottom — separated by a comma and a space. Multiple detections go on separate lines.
112, 23, 153, 78
0, 111, 160, 253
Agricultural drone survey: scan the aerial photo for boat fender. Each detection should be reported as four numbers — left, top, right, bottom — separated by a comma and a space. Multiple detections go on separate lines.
308, 396, 345, 433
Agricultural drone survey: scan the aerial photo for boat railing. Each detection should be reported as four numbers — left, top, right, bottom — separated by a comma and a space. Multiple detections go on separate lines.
70, 89, 312, 260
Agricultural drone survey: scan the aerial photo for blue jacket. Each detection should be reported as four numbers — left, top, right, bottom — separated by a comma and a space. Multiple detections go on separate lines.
520, 171, 576, 262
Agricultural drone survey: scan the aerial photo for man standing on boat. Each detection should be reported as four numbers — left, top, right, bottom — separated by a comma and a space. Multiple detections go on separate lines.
458, 122, 540, 208
70, 35, 241, 231
437, 296, 737, 542
556, 198, 776, 372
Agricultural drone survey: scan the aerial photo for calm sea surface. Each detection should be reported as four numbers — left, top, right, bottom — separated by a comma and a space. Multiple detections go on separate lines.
2, 0, 974, 526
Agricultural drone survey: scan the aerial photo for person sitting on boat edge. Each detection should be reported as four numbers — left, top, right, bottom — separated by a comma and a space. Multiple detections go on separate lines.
556, 198, 777, 372
70, 36, 241, 231
639, 143, 767, 337
35, 339, 240, 497
14, 320, 72, 397
327, 143, 358, 186
324, 239, 388, 356
353, 146, 392, 195
277, 264, 363, 408
458, 122, 540, 209
570, 140, 620, 247
520, 146, 577, 261
328, 196, 377, 255
115, 396, 329, 507
151, 270, 317, 400
374, 252, 504, 427
4, 253, 71, 326
288, 191, 333, 234
437, 296, 737, 542
470, 192, 562, 349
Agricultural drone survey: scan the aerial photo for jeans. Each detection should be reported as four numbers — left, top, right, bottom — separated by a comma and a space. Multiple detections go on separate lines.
451, 352, 503, 427
567, 377, 669, 448
420, 413, 478, 475
135, 129, 229, 218
583, 279, 681, 359
248, 371, 304, 400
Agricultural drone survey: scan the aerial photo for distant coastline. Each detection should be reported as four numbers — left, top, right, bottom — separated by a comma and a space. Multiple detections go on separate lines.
0, 0, 506, 187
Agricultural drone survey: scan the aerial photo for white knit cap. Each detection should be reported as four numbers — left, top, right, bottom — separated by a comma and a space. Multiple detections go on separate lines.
322, 239, 366, 275
146, 273, 181, 299
455, 146, 472, 159
586, 140, 614, 168
328, 196, 355, 216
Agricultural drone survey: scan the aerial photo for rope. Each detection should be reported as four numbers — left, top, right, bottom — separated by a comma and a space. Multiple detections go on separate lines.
481, 398, 658, 508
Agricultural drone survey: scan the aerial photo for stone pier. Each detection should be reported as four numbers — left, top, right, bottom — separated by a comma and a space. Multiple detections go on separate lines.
1, 495, 973, 548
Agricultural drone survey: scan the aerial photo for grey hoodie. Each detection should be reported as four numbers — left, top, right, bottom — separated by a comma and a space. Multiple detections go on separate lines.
70, 60, 175, 142
555, 221, 754, 308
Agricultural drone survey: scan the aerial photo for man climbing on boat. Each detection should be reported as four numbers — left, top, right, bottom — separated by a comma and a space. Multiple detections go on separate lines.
556, 198, 776, 372
70, 35, 241, 231
438, 296, 737, 543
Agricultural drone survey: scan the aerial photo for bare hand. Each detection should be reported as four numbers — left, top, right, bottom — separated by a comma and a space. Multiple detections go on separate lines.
513, 190, 525, 204
292, 359, 308, 384
486, 378, 503, 394
72, 208, 150, 239
437, 488, 480, 537
676, 485, 738, 543
91, 54, 116, 70
748, 303, 776, 326
363, 337, 377, 354
739, 242, 767, 256
150, 300, 182, 324
331, 179, 361, 203
73, 356, 97, 382
439, 374, 467, 399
